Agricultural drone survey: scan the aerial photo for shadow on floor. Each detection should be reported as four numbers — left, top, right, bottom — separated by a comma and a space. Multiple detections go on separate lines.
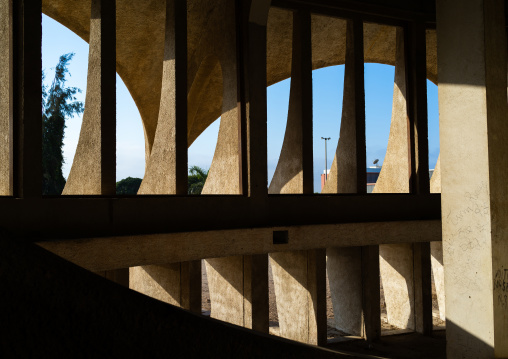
326, 330, 446, 359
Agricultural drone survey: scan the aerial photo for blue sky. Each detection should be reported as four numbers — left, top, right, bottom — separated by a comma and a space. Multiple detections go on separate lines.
42, 15, 439, 193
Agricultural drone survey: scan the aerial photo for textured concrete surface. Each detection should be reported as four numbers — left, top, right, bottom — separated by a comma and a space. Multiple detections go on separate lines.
326, 247, 363, 335
56, 0, 125, 284
0, 0, 12, 196
205, 256, 245, 327
437, 0, 508, 356
39, 220, 442, 271
62, 0, 105, 195
267, 10, 326, 345
321, 20, 363, 336
7, 1, 508, 357
27, 0, 445, 346
373, 28, 416, 331
380, 243, 415, 329
321, 19, 361, 195
137, 0, 179, 195
372, 28, 409, 195
129, 0, 201, 313
199, 0, 266, 330
270, 251, 314, 343
130, 264, 181, 305
40, 2, 438, 166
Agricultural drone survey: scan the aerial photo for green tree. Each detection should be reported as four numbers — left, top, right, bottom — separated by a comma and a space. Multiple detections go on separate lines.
188, 166, 208, 195
42, 53, 84, 195
116, 177, 142, 195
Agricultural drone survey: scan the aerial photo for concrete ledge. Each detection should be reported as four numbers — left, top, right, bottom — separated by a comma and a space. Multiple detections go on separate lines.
38, 220, 441, 271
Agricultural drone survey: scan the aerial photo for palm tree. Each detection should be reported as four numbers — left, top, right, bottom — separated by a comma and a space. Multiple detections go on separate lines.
188, 166, 208, 195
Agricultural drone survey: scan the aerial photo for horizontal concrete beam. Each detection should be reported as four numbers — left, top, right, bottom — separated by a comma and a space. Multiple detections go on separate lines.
38, 219, 441, 271
271, 0, 436, 25
0, 194, 440, 240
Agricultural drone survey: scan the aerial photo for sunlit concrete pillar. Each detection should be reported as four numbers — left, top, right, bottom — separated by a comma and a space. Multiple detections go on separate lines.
205, 255, 268, 331
430, 157, 445, 321
437, 0, 508, 356
59, 0, 128, 285
322, 20, 364, 336
0, 0, 12, 196
270, 249, 326, 344
203, 63, 269, 328
268, 10, 326, 346
130, 262, 200, 311
374, 28, 415, 330
379, 244, 414, 329
201, 0, 268, 333
129, 0, 201, 311
63, 0, 115, 195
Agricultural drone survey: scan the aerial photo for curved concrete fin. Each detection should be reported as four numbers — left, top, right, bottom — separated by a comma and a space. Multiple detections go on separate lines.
268, 12, 326, 345
62, 1, 104, 195
201, 2, 240, 195
375, 28, 414, 331
138, 0, 186, 195
323, 20, 363, 336
322, 20, 359, 195
372, 27, 409, 195
199, 0, 255, 331
267, 17, 303, 195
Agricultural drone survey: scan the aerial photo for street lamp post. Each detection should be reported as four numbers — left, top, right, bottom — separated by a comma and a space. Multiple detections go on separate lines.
321, 137, 331, 181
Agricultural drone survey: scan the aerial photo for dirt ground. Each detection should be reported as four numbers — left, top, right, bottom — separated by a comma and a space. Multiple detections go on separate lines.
200, 260, 445, 339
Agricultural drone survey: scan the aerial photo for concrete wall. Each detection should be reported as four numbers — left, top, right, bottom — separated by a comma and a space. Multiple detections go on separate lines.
437, 0, 508, 356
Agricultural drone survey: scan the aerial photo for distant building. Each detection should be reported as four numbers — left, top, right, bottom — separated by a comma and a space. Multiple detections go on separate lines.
320, 169, 330, 191
366, 166, 382, 193
321, 166, 433, 193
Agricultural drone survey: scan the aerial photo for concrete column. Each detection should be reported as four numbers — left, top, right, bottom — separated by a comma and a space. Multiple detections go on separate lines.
326, 247, 362, 335
437, 0, 508, 356
322, 20, 366, 337
379, 244, 415, 329
63, 0, 115, 195
270, 250, 326, 345
57, 0, 126, 285
373, 28, 417, 331
130, 262, 200, 311
430, 157, 446, 321
129, 0, 200, 311
203, 85, 269, 327
200, 0, 268, 332
205, 255, 268, 331
0, 0, 12, 196
268, 11, 326, 346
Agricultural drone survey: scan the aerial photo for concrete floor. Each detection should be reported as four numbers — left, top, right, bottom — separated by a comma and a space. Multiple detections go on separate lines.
326, 330, 446, 359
